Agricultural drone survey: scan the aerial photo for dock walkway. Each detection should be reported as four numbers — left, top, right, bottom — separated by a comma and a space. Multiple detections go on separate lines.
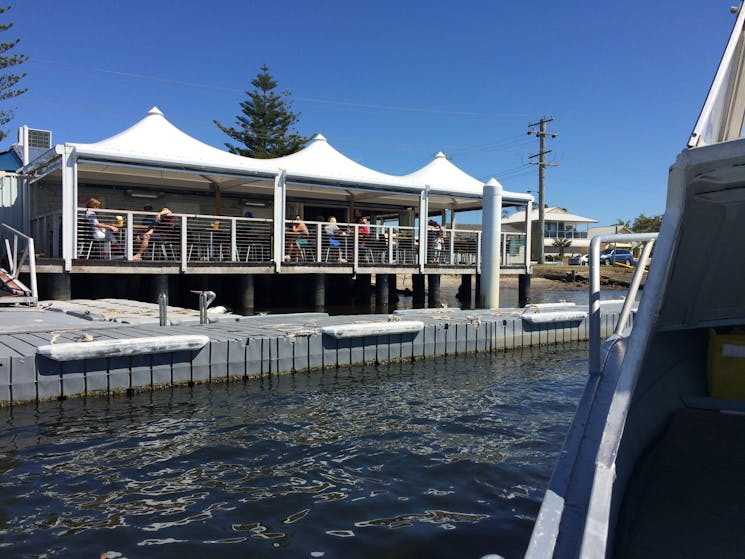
0, 298, 625, 406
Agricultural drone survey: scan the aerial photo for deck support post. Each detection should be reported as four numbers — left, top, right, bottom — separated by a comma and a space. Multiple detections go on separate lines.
314, 273, 325, 311
519, 273, 531, 307
151, 274, 169, 304
375, 273, 389, 312
240, 274, 255, 315
413, 274, 425, 307
458, 274, 472, 308
356, 274, 372, 310
387, 273, 398, 304
48, 272, 71, 301
428, 274, 441, 308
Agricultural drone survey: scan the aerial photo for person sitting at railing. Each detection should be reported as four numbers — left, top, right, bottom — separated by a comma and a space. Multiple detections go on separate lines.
427, 220, 444, 263
84, 197, 119, 258
357, 216, 372, 262
285, 214, 309, 261
133, 205, 174, 261
325, 216, 347, 263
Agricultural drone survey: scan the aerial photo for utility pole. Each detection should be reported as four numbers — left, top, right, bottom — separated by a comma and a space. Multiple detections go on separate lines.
528, 116, 558, 264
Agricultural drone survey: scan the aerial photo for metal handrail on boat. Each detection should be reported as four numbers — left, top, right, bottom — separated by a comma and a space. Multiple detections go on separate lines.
589, 233, 658, 374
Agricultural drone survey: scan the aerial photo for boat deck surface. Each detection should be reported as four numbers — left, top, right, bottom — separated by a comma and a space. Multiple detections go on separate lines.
616, 407, 745, 559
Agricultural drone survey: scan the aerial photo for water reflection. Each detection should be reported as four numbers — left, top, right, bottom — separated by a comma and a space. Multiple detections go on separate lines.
0, 347, 588, 559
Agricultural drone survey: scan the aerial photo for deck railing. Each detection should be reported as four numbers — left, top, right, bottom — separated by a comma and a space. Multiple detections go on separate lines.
28, 209, 521, 272
0, 223, 38, 305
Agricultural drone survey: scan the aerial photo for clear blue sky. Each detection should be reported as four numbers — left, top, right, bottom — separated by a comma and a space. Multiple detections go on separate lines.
5, 1, 739, 226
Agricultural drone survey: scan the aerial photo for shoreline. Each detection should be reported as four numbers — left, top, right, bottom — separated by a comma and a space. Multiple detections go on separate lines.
400, 264, 638, 294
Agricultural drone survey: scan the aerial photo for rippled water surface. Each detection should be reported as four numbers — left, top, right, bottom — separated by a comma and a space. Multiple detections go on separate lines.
0, 346, 588, 559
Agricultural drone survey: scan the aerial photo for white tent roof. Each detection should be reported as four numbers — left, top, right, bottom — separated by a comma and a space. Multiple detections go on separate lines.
271, 133, 416, 190
72, 107, 278, 175
30, 107, 531, 204
503, 206, 597, 224
402, 152, 486, 195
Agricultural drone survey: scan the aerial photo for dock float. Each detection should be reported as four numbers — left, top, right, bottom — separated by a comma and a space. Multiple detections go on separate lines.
0, 298, 629, 406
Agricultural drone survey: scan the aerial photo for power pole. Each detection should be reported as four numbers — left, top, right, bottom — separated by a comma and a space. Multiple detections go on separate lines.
528, 116, 558, 264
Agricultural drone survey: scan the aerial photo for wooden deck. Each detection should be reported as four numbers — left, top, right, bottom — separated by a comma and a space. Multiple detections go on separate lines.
32, 257, 528, 276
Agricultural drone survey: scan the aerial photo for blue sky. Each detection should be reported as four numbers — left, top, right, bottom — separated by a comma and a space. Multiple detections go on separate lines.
5, 1, 739, 226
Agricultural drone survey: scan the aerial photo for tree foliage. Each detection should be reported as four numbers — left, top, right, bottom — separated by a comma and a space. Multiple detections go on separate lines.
552, 237, 572, 259
214, 65, 309, 158
0, 5, 27, 142
631, 213, 663, 233
614, 218, 631, 229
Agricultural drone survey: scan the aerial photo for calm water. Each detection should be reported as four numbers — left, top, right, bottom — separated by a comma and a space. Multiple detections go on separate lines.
0, 346, 589, 559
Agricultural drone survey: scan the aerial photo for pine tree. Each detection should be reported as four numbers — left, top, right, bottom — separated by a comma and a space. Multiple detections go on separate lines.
214, 65, 309, 158
0, 5, 27, 142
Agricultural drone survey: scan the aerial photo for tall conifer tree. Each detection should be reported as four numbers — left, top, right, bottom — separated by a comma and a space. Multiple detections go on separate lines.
214, 65, 309, 158
0, 4, 27, 142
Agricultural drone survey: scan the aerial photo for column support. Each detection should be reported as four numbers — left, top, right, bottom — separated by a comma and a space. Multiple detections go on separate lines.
479, 178, 502, 309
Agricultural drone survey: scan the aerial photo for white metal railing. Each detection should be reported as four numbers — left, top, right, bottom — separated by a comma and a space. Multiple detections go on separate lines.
34, 209, 506, 272
0, 223, 38, 305
283, 220, 421, 266
74, 208, 274, 265
589, 233, 658, 374
502, 232, 527, 266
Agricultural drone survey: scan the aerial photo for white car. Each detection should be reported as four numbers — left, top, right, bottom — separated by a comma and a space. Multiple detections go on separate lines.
569, 254, 589, 266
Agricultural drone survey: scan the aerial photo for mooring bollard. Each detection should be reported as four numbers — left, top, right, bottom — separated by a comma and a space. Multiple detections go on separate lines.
199, 292, 208, 324
191, 290, 216, 325
158, 292, 168, 326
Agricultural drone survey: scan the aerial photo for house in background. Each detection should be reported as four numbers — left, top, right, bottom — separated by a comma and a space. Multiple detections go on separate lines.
502, 206, 597, 262
588, 223, 634, 249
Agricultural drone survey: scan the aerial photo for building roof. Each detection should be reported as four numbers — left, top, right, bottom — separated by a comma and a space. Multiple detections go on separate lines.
26, 107, 531, 205
502, 206, 597, 224
401, 151, 487, 196
589, 224, 632, 236
0, 147, 21, 172
71, 107, 279, 174
269, 133, 413, 189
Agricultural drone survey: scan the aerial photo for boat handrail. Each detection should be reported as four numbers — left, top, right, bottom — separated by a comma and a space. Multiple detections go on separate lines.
589, 233, 658, 375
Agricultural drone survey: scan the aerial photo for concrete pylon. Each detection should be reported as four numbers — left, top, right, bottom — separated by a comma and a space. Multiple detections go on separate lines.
479, 178, 502, 308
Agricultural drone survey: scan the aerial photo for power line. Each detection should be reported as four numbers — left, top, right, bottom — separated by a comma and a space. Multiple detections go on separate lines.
28, 57, 533, 120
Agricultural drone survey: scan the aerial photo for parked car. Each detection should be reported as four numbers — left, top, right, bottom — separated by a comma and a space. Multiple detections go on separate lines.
599, 247, 635, 266
569, 254, 589, 266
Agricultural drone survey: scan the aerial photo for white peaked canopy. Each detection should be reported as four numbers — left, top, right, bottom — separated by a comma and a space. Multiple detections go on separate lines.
23, 106, 532, 208
403, 152, 531, 206
402, 152, 486, 195
271, 133, 416, 190
71, 107, 278, 175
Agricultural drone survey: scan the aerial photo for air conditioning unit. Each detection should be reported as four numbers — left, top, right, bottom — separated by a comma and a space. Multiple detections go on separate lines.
18, 127, 52, 149
16, 126, 53, 165
27, 128, 52, 149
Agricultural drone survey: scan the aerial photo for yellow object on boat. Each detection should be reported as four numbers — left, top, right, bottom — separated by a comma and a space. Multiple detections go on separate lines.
708, 328, 745, 400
